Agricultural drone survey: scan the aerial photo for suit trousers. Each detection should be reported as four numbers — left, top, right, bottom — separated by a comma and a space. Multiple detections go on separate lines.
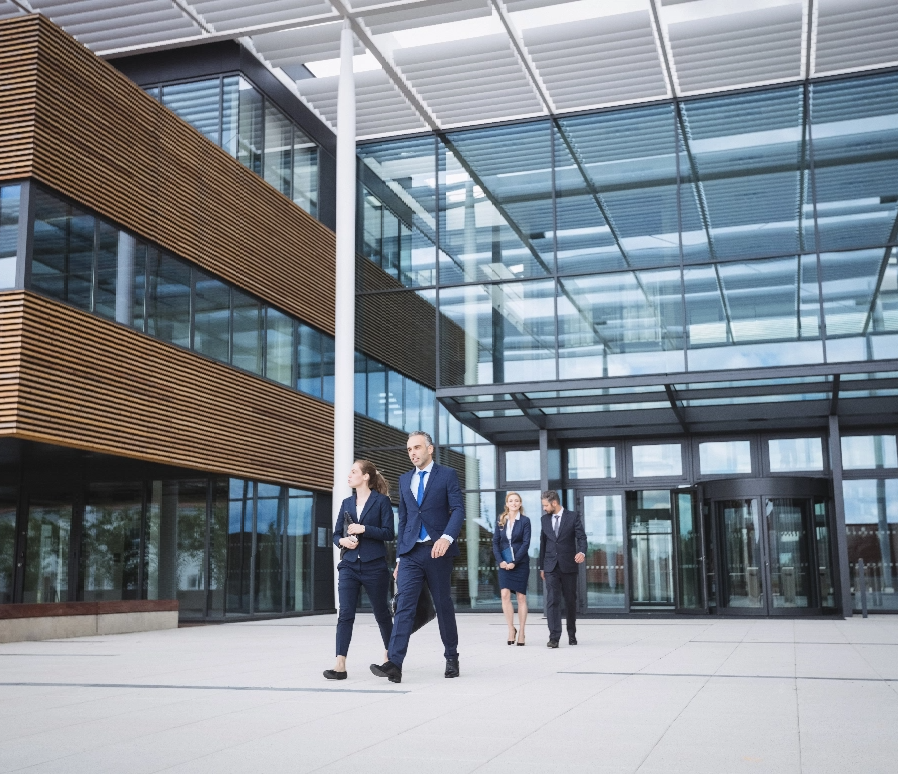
336, 558, 393, 657
388, 542, 458, 667
544, 569, 578, 641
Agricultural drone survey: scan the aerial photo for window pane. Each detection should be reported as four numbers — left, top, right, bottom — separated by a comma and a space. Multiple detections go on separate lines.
684, 255, 823, 370
146, 250, 191, 347
23, 500, 73, 603
680, 87, 812, 262
447, 445, 496, 490
0, 487, 18, 604
322, 335, 335, 403
768, 438, 824, 472
842, 435, 898, 470
31, 188, 94, 311
632, 444, 682, 477
145, 480, 207, 619
132, 241, 148, 333
207, 478, 228, 617
255, 484, 283, 614
438, 279, 556, 385
845, 478, 898, 611
93, 221, 119, 320
286, 489, 313, 612
263, 101, 293, 197
297, 324, 323, 397
0, 184, 20, 288
232, 288, 262, 374
367, 359, 387, 423
556, 105, 678, 272
221, 76, 240, 157
811, 73, 898, 252
293, 129, 318, 217
505, 450, 540, 482
699, 441, 752, 475
80, 482, 143, 601
237, 78, 263, 175
265, 308, 294, 387
354, 353, 367, 414
161, 79, 221, 145
559, 269, 685, 378
386, 369, 404, 430
226, 479, 252, 615
193, 268, 230, 363
439, 123, 553, 284
568, 447, 616, 479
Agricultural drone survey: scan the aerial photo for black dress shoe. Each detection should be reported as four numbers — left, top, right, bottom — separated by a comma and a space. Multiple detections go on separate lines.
370, 661, 402, 683
569, 635, 578, 646
547, 639, 559, 648
445, 658, 460, 678
323, 669, 347, 680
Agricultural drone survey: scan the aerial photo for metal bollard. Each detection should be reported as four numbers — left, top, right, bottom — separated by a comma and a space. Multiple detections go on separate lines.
858, 559, 868, 619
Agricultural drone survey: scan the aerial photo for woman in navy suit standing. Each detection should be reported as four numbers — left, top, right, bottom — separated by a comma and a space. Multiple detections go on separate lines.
492, 492, 531, 646
324, 460, 395, 680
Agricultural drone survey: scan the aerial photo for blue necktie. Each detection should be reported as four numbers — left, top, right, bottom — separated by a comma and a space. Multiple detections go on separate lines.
417, 470, 428, 541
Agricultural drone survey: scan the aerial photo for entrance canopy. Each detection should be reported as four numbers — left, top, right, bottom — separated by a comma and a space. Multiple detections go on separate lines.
438, 359, 898, 444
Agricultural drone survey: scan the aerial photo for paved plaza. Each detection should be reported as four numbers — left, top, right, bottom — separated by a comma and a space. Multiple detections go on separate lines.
1, 614, 898, 773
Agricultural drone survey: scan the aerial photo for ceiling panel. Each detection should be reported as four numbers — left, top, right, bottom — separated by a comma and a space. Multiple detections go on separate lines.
815, 0, 898, 74
0, 2, 24, 20
359, 0, 490, 36
393, 34, 543, 126
297, 69, 428, 137
191, 0, 334, 30
252, 21, 362, 66
665, 4, 803, 93
30, 0, 199, 50
523, 9, 667, 110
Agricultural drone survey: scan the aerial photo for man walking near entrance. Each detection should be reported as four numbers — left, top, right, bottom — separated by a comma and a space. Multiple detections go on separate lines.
370, 431, 465, 683
539, 490, 586, 648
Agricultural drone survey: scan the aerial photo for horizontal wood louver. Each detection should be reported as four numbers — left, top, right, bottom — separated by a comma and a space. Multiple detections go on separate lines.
0, 291, 334, 490
0, 15, 336, 334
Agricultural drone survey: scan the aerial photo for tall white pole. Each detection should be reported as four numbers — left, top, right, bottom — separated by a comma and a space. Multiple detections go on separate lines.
332, 20, 356, 611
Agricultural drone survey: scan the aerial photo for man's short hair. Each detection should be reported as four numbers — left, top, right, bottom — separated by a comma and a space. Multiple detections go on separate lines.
541, 490, 560, 504
407, 430, 434, 447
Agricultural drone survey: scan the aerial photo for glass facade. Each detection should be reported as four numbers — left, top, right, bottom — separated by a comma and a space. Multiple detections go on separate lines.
0, 445, 320, 618
150, 77, 319, 218
0, 184, 20, 289
358, 71, 898, 384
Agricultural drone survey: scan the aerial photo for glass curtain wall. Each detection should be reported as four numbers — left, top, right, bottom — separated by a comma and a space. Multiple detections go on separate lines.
0, 184, 20, 289
153, 77, 319, 218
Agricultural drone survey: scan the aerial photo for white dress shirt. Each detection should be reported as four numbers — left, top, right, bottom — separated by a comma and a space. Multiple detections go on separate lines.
404, 460, 454, 551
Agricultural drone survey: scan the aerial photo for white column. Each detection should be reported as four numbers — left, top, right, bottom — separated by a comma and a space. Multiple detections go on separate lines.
332, 20, 356, 610
115, 232, 136, 326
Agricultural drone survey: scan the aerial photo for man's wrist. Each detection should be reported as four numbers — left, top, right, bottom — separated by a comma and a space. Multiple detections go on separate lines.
440, 534, 454, 544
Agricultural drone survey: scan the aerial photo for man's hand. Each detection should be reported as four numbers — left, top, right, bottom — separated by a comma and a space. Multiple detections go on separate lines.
540, 570, 545, 580
339, 536, 358, 549
393, 563, 399, 580
574, 552, 586, 564
431, 537, 451, 559
347, 523, 365, 536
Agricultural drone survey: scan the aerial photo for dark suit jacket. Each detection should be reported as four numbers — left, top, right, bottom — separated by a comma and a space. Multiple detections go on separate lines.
492, 515, 531, 565
538, 509, 587, 574
332, 490, 395, 563
396, 463, 465, 558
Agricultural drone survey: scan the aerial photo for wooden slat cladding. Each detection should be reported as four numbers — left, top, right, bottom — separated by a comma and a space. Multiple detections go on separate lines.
0, 15, 335, 334
0, 291, 334, 490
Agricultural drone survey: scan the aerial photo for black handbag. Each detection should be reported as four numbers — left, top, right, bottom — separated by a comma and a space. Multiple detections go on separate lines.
389, 582, 436, 633
339, 510, 357, 559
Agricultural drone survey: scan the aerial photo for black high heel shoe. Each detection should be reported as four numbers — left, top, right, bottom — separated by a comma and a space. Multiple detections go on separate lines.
508, 627, 517, 645
517, 635, 526, 646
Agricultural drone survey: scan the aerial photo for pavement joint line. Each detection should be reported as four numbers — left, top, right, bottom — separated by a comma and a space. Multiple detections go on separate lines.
688, 640, 890, 645
0, 654, 118, 657
559, 671, 898, 682
0, 682, 409, 694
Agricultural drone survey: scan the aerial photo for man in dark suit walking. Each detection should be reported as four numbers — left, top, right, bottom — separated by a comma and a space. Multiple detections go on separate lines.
539, 490, 587, 648
370, 431, 465, 683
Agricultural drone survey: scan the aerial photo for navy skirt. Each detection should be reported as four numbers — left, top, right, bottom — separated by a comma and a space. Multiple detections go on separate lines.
498, 559, 530, 594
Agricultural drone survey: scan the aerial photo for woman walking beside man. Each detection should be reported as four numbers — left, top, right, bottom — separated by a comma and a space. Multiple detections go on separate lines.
492, 492, 531, 646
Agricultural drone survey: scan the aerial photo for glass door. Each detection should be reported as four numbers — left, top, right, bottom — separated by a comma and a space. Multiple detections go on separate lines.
717, 498, 767, 612
580, 493, 626, 610
23, 500, 74, 604
764, 498, 811, 610
626, 491, 674, 609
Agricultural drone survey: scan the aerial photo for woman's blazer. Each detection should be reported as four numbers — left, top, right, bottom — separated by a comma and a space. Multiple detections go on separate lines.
492, 515, 531, 565
332, 490, 395, 563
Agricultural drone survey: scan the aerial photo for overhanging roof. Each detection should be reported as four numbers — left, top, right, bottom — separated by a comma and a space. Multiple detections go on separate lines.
437, 359, 898, 444
2, 1, 897, 140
